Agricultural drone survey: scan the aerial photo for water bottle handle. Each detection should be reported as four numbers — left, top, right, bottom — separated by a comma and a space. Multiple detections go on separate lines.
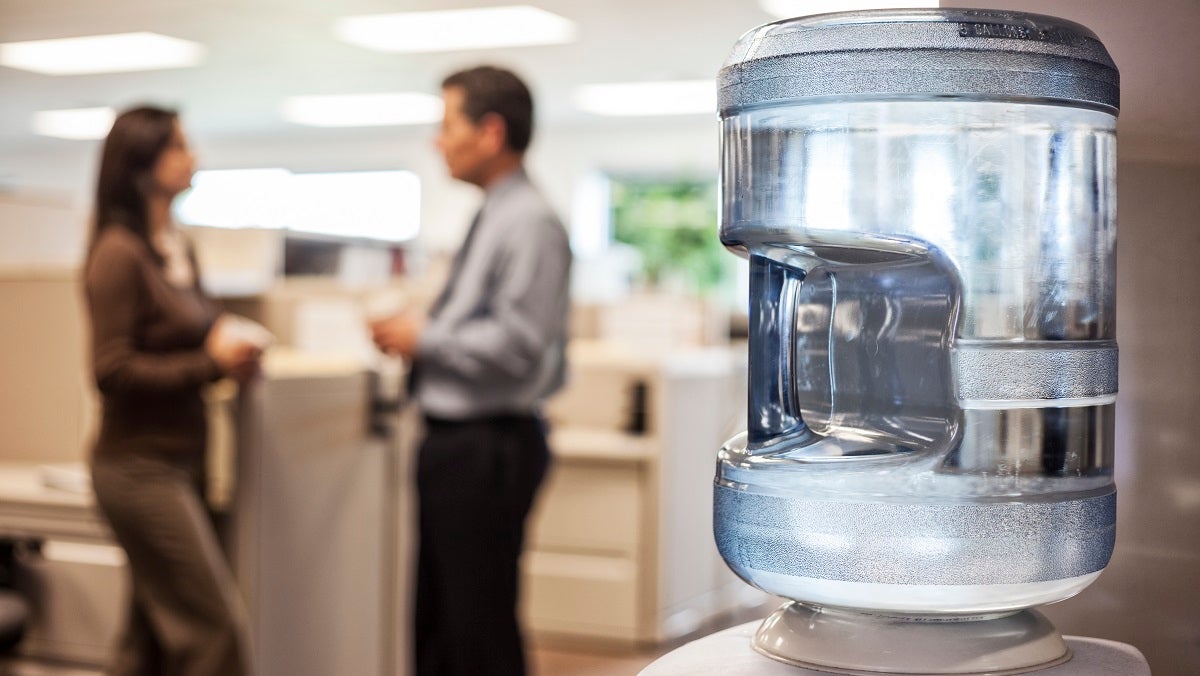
747, 248, 961, 459
747, 259, 844, 456
747, 255, 806, 445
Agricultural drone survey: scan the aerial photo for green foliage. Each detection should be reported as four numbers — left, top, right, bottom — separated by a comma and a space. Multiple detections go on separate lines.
609, 177, 728, 291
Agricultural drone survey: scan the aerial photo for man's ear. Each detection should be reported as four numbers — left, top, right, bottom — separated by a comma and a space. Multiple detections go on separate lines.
478, 112, 508, 155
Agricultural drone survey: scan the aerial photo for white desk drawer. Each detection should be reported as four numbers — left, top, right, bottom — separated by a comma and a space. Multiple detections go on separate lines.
528, 460, 642, 557
522, 551, 639, 641
16, 540, 127, 666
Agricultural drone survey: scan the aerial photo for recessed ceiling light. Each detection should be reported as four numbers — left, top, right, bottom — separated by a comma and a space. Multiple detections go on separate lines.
335, 5, 576, 53
574, 81, 717, 117
760, 0, 939, 20
32, 107, 116, 140
0, 32, 205, 75
281, 93, 444, 127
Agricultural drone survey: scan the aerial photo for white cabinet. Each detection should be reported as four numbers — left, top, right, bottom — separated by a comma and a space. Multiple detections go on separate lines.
0, 465, 126, 668
526, 342, 757, 645
228, 351, 404, 676
0, 352, 407, 676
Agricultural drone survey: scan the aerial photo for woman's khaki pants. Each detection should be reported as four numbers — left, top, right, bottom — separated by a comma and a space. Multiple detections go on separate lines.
92, 452, 251, 676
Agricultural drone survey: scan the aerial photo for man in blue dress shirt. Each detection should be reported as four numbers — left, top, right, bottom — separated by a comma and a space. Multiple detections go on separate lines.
372, 65, 572, 676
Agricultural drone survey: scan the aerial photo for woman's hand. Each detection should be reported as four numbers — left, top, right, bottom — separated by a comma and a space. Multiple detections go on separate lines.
206, 315, 264, 384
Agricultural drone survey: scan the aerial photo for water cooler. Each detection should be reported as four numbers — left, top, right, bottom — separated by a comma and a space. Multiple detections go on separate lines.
647, 8, 1149, 675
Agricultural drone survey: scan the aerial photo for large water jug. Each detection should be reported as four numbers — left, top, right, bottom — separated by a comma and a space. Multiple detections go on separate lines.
713, 8, 1118, 673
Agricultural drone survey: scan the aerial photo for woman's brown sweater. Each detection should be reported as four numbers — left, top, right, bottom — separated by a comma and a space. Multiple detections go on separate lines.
84, 226, 222, 458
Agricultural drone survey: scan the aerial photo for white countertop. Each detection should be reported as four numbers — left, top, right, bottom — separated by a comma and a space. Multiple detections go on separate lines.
639, 621, 1151, 676
0, 462, 92, 508
549, 427, 658, 462
263, 348, 368, 379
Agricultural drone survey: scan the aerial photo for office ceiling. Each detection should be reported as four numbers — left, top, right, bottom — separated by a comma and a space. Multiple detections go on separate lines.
1, 0, 1197, 170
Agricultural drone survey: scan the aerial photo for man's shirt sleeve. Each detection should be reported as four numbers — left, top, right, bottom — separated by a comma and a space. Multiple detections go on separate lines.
417, 212, 570, 383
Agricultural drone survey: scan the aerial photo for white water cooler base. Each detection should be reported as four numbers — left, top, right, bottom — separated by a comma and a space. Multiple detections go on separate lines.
639, 621, 1150, 676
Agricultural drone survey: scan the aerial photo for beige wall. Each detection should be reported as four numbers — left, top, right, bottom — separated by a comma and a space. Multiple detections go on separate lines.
0, 269, 94, 463
0, 194, 94, 462
1041, 160, 1200, 675
0, 192, 88, 268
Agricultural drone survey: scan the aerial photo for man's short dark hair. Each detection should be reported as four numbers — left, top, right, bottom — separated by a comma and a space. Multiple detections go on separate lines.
442, 66, 534, 153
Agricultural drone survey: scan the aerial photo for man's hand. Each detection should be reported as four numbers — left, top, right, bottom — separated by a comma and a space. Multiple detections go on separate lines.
370, 311, 426, 360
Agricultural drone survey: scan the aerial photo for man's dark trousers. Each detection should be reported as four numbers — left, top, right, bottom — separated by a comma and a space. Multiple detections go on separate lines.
414, 413, 550, 676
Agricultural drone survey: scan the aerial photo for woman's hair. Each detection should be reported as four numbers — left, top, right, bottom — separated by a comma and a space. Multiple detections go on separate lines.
89, 105, 180, 257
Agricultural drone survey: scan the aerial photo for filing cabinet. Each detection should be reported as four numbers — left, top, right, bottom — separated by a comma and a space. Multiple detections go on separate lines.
527, 341, 757, 645
0, 464, 125, 668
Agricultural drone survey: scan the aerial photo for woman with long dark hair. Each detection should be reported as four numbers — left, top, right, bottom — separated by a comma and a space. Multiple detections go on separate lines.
83, 105, 257, 675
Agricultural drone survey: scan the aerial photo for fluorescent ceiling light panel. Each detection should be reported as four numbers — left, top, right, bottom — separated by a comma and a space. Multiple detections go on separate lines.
761, 0, 939, 20
32, 107, 116, 140
0, 32, 205, 75
282, 93, 443, 127
335, 5, 576, 53
574, 81, 717, 117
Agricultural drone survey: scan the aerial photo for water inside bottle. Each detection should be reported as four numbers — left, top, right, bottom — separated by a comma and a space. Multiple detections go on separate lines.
728, 242, 1111, 501
722, 99, 1115, 502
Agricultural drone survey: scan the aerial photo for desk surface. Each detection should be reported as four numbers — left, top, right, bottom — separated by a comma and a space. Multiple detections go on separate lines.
0, 462, 91, 508
640, 621, 1151, 676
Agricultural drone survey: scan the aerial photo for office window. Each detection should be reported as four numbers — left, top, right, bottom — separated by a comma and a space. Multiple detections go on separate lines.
608, 176, 730, 293
175, 169, 420, 242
